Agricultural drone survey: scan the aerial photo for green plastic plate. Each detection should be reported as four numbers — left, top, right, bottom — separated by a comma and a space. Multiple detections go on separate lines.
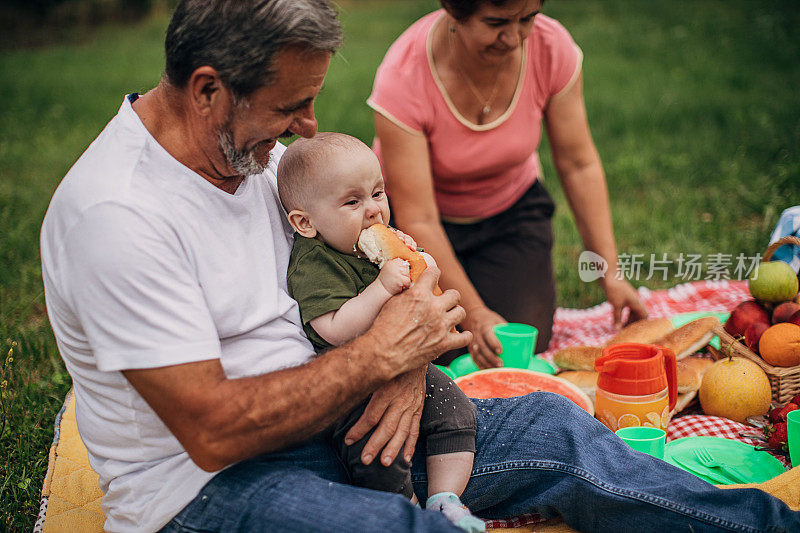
434, 364, 457, 379
449, 353, 480, 378
528, 356, 557, 374
670, 311, 730, 350
448, 353, 557, 378
665, 436, 785, 485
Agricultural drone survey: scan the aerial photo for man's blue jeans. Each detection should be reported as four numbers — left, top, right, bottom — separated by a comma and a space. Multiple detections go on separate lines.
162, 393, 798, 532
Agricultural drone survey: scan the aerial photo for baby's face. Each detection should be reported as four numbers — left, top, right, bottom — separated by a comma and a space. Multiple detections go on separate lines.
306, 148, 390, 254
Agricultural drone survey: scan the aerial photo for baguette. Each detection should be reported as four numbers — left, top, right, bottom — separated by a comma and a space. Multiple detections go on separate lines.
553, 346, 603, 371
604, 318, 674, 346
673, 391, 698, 415
653, 317, 720, 360
681, 356, 714, 379
676, 360, 701, 394
358, 224, 442, 295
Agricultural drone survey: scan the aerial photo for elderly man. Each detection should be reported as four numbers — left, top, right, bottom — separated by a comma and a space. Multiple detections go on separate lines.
41, 1, 799, 532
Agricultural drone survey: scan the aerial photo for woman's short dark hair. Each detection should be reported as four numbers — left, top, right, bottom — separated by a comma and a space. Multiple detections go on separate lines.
440, 0, 544, 22
165, 0, 342, 98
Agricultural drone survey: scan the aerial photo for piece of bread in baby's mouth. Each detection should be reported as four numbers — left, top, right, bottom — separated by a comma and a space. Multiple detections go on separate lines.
358, 224, 441, 295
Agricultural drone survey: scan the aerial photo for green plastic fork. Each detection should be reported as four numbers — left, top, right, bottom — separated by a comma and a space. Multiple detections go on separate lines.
692, 448, 748, 484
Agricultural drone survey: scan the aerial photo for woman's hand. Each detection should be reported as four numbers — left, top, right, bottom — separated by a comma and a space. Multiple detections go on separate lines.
461, 306, 506, 368
601, 277, 648, 330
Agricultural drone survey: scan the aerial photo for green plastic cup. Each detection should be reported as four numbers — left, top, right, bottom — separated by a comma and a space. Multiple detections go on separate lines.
788, 410, 800, 468
449, 353, 480, 378
493, 323, 538, 369
616, 426, 667, 459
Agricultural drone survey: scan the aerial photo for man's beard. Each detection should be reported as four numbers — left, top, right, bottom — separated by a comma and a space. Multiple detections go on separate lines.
216, 124, 269, 178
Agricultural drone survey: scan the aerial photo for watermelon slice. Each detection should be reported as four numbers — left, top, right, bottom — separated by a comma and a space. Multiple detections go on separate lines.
454, 368, 594, 415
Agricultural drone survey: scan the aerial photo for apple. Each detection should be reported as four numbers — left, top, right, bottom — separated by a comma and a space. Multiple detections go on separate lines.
772, 302, 800, 324
725, 300, 771, 337
789, 309, 800, 327
745, 322, 769, 353
749, 261, 799, 303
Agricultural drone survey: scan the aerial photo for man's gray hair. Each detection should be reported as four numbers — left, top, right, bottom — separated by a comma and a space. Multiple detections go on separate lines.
165, 0, 343, 98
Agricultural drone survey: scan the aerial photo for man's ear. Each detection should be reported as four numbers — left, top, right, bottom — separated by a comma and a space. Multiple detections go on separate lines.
287, 209, 317, 238
186, 66, 232, 120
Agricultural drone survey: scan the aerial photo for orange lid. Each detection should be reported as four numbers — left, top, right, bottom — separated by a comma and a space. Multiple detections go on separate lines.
595, 343, 677, 410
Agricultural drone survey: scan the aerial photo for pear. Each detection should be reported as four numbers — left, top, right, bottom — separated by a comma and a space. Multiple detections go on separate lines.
699, 357, 771, 423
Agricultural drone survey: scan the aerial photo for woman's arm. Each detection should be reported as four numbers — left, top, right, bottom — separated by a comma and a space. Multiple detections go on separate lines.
374, 112, 504, 367
544, 73, 648, 328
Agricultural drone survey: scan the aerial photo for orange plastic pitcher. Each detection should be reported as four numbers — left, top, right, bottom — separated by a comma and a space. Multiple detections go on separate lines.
594, 343, 677, 432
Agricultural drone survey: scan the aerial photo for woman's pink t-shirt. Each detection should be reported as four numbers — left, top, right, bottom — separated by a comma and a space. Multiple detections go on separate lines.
368, 10, 582, 219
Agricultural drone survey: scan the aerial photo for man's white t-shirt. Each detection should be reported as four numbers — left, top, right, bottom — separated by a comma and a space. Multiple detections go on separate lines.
40, 95, 315, 532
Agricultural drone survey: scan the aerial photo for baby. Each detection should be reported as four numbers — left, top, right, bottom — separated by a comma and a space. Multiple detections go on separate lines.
277, 132, 484, 532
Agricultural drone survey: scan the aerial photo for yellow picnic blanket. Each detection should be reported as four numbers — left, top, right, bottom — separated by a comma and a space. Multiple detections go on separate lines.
36, 390, 800, 532
36, 389, 104, 532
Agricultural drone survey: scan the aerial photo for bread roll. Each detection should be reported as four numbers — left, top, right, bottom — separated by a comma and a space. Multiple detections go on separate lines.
681, 356, 714, 379
676, 360, 701, 394
604, 318, 674, 346
558, 370, 599, 400
673, 391, 698, 416
358, 224, 441, 295
553, 346, 603, 371
653, 317, 720, 360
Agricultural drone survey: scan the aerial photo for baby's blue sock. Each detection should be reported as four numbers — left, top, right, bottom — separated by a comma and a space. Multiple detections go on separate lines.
426, 492, 485, 532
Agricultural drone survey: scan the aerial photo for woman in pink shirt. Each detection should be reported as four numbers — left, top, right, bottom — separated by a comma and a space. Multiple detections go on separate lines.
369, 0, 646, 367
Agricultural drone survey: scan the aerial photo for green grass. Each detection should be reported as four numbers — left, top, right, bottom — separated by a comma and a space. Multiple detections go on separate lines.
1, 0, 799, 528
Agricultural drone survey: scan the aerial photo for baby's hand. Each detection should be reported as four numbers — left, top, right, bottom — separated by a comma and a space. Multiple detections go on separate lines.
378, 258, 411, 295
388, 227, 418, 251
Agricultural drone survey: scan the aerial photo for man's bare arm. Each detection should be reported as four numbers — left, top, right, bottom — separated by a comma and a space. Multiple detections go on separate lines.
123, 267, 469, 472
124, 338, 380, 471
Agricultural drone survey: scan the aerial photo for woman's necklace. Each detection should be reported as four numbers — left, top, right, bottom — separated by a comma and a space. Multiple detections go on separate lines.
449, 25, 505, 119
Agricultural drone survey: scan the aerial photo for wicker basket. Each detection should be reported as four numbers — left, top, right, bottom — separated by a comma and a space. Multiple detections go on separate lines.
705, 235, 800, 404
709, 326, 800, 404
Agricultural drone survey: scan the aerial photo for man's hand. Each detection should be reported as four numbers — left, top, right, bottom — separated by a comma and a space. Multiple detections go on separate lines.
346, 265, 469, 466
367, 265, 471, 377
344, 365, 426, 466
378, 258, 412, 295
338, 266, 469, 466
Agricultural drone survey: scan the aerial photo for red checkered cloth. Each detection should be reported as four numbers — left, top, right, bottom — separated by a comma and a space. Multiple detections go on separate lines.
539, 279, 748, 362
667, 414, 761, 445
484, 514, 546, 529
484, 280, 765, 529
